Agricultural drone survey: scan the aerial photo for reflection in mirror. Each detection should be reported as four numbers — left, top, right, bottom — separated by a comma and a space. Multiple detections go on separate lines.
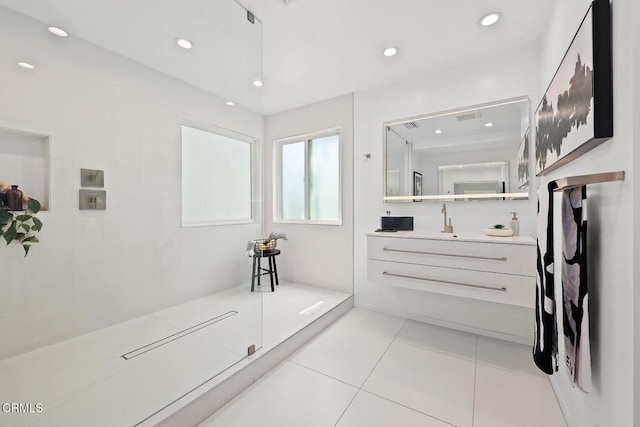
384, 97, 530, 202
439, 162, 509, 200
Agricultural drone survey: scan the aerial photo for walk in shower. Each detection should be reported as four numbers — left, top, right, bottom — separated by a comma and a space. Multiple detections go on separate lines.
0, 0, 266, 425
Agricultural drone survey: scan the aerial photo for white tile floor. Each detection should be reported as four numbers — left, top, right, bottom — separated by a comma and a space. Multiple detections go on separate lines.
0, 282, 350, 427
200, 309, 566, 427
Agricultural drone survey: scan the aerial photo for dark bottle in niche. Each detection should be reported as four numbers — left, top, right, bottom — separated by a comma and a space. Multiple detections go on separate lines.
6, 185, 24, 210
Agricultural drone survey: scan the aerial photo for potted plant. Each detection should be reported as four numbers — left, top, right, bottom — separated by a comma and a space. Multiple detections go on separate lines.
256, 231, 287, 251
0, 185, 43, 256
484, 223, 513, 237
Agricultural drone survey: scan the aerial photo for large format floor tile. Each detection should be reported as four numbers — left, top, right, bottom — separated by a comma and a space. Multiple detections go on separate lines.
200, 309, 566, 427
362, 321, 477, 427
199, 361, 358, 427
473, 336, 566, 427
289, 309, 405, 387
336, 391, 451, 427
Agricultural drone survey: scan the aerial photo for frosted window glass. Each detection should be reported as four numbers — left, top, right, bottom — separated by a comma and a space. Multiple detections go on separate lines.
182, 125, 251, 225
281, 141, 305, 220
309, 135, 339, 220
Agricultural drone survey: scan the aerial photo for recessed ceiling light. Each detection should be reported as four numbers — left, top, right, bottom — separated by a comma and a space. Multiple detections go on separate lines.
252, 80, 263, 87
48, 26, 68, 37
225, 101, 235, 106
383, 47, 398, 57
480, 12, 501, 27
176, 38, 193, 49
435, 129, 443, 134
485, 122, 495, 127
18, 62, 35, 70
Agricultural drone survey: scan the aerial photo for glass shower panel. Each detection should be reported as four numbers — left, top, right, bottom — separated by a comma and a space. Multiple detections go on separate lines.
0, 0, 264, 425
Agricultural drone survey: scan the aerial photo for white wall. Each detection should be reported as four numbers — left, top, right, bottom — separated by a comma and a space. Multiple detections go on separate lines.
537, 0, 636, 426
353, 48, 540, 326
0, 8, 262, 359
263, 94, 354, 294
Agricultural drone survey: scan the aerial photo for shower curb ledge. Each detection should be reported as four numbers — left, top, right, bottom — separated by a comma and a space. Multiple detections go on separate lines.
143, 296, 354, 427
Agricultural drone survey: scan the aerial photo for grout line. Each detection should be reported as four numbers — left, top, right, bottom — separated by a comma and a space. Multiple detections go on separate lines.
360, 390, 456, 427
354, 318, 458, 427
286, 359, 360, 389
359, 318, 407, 388
286, 311, 414, 426
333, 389, 360, 427
333, 308, 408, 427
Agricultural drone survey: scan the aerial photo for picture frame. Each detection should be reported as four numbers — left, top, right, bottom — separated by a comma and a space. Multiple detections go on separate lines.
534, 0, 612, 176
413, 171, 422, 202
517, 128, 530, 189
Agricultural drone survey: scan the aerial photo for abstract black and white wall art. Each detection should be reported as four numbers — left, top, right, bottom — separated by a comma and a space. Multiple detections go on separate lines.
535, 0, 612, 176
517, 128, 530, 189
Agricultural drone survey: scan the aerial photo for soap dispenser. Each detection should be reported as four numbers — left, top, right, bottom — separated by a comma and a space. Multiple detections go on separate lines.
510, 212, 520, 236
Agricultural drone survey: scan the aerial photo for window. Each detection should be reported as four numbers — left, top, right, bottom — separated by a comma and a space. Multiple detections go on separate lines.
274, 129, 341, 224
181, 123, 255, 226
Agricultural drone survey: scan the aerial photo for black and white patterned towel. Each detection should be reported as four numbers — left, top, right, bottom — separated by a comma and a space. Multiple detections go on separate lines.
562, 186, 592, 392
534, 181, 558, 375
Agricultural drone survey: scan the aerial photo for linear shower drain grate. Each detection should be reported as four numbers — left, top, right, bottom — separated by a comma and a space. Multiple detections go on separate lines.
121, 311, 238, 360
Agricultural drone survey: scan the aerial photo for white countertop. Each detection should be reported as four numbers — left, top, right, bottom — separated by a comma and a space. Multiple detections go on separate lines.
367, 230, 536, 246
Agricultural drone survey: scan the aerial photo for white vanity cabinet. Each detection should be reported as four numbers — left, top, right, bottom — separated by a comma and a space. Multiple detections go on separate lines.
366, 232, 537, 343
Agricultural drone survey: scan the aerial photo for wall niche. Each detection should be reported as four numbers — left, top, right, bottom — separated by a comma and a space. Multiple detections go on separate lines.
0, 128, 50, 211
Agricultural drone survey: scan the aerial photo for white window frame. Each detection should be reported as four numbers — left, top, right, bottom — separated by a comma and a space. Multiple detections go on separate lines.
181, 119, 259, 227
273, 127, 342, 225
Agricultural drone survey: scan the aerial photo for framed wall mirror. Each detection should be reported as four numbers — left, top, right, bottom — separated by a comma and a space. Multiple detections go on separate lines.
383, 96, 530, 202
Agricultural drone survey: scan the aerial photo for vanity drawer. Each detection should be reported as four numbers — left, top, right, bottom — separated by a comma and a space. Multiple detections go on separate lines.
368, 259, 535, 308
367, 236, 535, 277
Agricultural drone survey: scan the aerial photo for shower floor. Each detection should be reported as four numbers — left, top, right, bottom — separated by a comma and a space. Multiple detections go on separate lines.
0, 282, 351, 427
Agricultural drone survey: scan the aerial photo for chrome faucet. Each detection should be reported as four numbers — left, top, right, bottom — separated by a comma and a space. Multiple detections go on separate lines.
441, 203, 454, 233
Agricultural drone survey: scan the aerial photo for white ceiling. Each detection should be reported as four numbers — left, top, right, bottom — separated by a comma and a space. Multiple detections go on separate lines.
388, 98, 529, 151
0, 0, 263, 111
247, 0, 554, 114
1, 0, 555, 115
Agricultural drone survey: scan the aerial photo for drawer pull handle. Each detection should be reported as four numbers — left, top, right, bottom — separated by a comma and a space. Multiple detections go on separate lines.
383, 247, 507, 262
382, 271, 507, 292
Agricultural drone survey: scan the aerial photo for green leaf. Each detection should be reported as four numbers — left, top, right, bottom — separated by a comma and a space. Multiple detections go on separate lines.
0, 210, 12, 226
4, 222, 17, 244
23, 236, 39, 243
27, 198, 41, 214
32, 217, 43, 232
22, 224, 30, 232
23, 244, 31, 257
16, 215, 31, 222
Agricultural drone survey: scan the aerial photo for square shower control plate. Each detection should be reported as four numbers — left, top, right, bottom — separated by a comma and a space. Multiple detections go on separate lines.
79, 189, 106, 210
80, 168, 105, 188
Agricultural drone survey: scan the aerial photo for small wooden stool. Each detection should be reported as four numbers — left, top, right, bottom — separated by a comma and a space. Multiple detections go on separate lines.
251, 249, 280, 292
